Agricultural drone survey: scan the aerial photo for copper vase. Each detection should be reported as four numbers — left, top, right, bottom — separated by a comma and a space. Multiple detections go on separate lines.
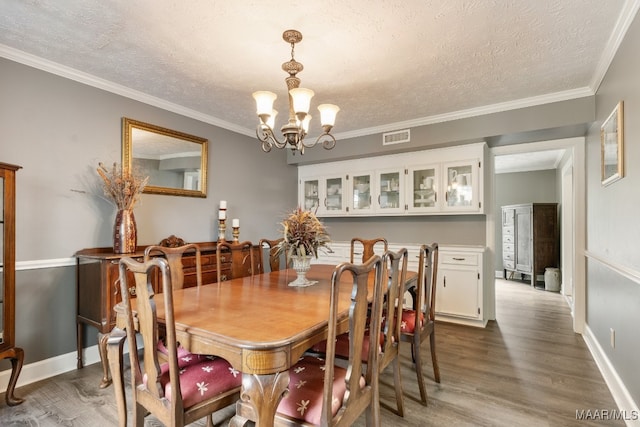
113, 209, 137, 254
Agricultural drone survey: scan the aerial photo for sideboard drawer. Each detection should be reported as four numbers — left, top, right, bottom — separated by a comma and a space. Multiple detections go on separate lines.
440, 252, 479, 266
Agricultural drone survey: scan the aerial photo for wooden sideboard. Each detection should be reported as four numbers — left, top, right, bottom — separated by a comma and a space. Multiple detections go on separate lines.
75, 241, 259, 388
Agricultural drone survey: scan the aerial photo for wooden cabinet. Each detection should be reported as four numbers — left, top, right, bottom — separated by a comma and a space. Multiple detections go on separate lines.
502, 203, 559, 287
435, 246, 488, 327
75, 241, 257, 387
298, 142, 487, 217
0, 162, 25, 405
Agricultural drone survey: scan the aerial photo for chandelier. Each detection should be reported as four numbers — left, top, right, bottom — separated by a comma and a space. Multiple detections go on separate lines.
253, 30, 340, 155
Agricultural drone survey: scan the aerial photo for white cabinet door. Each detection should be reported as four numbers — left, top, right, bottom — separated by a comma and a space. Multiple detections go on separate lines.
321, 175, 347, 216
406, 164, 440, 213
436, 267, 480, 318
442, 160, 480, 212
350, 172, 374, 214
375, 168, 404, 214
300, 177, 320, 212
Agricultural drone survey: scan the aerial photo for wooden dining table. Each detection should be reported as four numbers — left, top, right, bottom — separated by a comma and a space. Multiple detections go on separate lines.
107, 263, 417, 427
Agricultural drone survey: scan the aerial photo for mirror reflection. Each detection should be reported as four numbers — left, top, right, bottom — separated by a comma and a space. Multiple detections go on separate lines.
122, 118, 208, 197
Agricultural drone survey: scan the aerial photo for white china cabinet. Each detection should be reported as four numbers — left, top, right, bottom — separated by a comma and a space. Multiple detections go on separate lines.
298, 142, 487, 217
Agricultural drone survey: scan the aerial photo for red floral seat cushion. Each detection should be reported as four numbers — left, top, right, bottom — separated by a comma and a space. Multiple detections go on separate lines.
276, 355, 365, 425
400, 309, 425, 333
147, 356, 241, 409
156, 340, 208, 368
310, 329, 383, 362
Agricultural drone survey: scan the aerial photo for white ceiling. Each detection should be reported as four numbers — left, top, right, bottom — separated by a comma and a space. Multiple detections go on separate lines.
0, 1, 637, 144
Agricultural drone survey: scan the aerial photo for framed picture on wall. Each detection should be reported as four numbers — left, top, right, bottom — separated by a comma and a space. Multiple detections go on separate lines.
601, 101, 624, 186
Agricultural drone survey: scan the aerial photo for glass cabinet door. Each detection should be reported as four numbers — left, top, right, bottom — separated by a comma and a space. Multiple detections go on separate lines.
377, 169, 404, 213
301, 178, 320, 211
444, 162, 475, 210
323, 176, 345, 214
351, 173, 372, 213
407, 165, 439, 212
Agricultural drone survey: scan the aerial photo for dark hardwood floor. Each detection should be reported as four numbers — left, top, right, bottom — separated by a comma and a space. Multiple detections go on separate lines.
0, 279, 622, 426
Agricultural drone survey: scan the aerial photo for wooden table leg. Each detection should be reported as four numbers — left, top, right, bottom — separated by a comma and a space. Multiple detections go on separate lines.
107, 327, 127, 427
76, 321, 84, 369
229, 371, 290, 427
1, 347, 25, 406
98, 332, 112, 388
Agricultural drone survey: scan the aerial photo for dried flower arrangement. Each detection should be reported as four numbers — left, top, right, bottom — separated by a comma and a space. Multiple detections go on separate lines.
276, 207, 331, 259
96, 162, 149, 210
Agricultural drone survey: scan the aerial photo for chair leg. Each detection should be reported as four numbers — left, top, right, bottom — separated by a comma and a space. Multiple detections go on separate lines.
133, 402, 146, 427
429, 332, 440, 383
413, 341, 428, 405
392, 358, 405, 417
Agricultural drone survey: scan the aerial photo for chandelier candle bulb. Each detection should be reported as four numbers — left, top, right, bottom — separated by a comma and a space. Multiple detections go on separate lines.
253, 91, 277, 117
218, 210, 226, 220
318, 104, 340, 127
289, 88, 314, 115
219, 200, 227, 209
232, 219, 239, 228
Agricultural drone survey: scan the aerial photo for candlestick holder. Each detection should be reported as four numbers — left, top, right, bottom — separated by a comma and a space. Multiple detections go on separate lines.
232, 226, 240, 242
217, 218, 227, 242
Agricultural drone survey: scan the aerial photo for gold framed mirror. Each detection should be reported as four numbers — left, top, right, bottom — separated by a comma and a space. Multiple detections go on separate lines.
122, 118, 208, 197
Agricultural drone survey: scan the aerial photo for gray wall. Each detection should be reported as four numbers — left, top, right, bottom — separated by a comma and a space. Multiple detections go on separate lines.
586, 12, 640, 404
493, 169, 559, 271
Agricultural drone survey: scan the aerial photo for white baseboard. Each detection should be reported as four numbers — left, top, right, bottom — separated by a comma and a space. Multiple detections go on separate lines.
583, 325, 640, 426
495, 270, 504, 278
0, 345, 101, 391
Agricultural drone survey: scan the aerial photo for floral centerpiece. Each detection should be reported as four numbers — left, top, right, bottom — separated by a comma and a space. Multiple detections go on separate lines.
276, 207, 331, 287
97, 162, 148, 253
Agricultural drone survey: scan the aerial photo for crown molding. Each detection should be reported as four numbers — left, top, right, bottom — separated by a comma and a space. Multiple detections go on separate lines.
333, 87, 595, 140
0, 44, 254, 137
590, 0, 640, 92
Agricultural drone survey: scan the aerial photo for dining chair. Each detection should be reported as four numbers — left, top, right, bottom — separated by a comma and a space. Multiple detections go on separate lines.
144, 243, 202, 290
400, 243, 440, 405
257, 237, 286, 273
275, 256, 385, 427
116, 256, 241, 427
350, 237, 388, 264
216, 240, 256, 283
315, 248, 407, 417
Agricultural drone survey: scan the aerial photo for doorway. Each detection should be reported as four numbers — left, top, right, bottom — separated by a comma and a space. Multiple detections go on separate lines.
488, 137, 585, 333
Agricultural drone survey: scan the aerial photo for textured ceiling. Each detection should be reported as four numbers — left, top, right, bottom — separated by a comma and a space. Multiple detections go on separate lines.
0, 1, 635, 140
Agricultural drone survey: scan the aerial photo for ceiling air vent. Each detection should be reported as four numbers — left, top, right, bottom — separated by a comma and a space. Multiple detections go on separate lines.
383, 129, 410, 145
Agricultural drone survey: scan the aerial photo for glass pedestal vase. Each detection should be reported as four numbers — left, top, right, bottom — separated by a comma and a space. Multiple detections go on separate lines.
113, 209, 137, 254
289, 256, 318, 287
